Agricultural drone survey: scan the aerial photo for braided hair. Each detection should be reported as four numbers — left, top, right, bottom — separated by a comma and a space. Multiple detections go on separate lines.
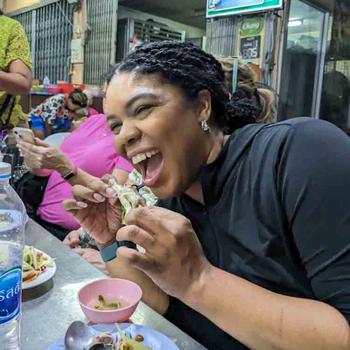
108, 41, 256, 134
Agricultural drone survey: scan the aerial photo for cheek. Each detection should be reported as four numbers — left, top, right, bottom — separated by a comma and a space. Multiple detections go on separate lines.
114, 137, 126, 158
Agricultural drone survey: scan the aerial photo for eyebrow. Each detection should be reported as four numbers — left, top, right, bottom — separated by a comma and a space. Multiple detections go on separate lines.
107, 115, 119, 124
125, 93, 158, 110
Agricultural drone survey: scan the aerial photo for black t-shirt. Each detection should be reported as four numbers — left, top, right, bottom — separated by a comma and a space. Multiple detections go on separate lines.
159, 118, 350, 350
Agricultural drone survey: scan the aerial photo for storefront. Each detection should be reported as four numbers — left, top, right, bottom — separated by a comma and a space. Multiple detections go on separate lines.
206, 0, 350, 134
279, 0, 350, 136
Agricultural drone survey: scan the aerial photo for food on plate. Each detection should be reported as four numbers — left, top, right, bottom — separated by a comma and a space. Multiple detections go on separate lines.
95, 295, 122, 311
22, 245, 54, 282
115, 324, 151, 350
88, 324, 151, 350
91, 332, 114, 345
134, 335, 144, 342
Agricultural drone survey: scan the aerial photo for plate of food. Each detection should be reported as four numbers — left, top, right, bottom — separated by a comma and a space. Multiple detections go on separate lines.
48, 322, 180, 350
22, 245, 56, 289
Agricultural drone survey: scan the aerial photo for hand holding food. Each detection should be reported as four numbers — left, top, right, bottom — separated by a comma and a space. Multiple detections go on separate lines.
116, 206, 211, 299
63, 177, 122, 244
63, 171, 157, 245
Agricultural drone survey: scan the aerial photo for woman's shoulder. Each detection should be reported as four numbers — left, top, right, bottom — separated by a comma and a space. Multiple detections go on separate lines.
223, 118, 348, 177
232, 118, 345, 152
0, 15, 21, 30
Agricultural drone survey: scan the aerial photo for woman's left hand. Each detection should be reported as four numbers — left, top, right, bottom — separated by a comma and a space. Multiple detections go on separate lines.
116, 206, 211, 299
18, 138, 71, 172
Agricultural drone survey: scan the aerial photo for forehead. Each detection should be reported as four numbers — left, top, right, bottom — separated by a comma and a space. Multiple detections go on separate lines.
107, 72, 162, 96
106, 72, 184, 108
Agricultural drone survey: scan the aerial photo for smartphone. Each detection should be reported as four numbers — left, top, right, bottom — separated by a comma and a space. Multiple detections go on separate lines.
13, 127, 35, 144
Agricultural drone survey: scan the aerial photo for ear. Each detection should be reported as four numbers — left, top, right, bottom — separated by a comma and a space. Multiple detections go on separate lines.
195, 90, 212, 124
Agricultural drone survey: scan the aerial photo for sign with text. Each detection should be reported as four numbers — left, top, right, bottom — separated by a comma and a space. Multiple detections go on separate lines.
207, 0, 283, 18
240, 36, 261, 60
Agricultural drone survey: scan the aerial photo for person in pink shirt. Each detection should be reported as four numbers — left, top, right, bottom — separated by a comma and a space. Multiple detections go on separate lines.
18, 113, 133, 240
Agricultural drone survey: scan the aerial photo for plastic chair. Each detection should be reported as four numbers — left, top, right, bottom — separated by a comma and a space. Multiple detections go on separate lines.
44, 132, 70, 147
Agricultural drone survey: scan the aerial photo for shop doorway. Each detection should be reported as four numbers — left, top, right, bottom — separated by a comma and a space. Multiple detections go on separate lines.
278, 0, 328, 119
319, 0, 350, 135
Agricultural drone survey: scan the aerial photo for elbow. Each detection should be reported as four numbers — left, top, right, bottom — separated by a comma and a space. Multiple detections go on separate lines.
20, 77, 32, 94
332, 316, 350, 350
340, 326, 350, 350
15, 72, 32, 94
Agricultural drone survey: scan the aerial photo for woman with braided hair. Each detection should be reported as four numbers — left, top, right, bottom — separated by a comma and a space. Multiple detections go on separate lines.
216, 55, 276, 124
64, 42, 350, 350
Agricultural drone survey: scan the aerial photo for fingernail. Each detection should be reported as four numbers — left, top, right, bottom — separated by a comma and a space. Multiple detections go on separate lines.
106, 187, 116, 197
93, 193, 105, 202
77, 201, 88, 208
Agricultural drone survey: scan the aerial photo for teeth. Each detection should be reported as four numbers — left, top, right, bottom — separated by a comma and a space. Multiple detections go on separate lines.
132, 150, 159, 165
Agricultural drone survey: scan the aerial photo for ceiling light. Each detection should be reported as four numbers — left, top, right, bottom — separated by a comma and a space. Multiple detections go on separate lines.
288, 20, 303, 27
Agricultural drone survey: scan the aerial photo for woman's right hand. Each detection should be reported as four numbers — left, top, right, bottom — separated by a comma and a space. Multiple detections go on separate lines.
17, 138, 69, 172
63, 177, 121, 245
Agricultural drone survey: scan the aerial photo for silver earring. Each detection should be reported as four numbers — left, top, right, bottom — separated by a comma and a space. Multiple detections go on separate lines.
201, 120, 210, 133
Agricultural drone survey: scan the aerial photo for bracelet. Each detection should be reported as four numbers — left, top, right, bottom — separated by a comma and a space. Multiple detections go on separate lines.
100, 241, 119, 262
62, 164, 77, 180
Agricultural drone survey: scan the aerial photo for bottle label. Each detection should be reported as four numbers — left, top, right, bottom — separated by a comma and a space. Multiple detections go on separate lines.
0, 267, 21, 324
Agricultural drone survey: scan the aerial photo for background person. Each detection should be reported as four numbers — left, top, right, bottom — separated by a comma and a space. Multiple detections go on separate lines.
0, 9, 32, 133
18, 112, 132, 240
29, 88, 88, 139
216, 55, 276, 124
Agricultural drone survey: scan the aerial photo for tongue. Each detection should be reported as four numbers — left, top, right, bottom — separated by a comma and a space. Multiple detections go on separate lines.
144, 153, 163, 181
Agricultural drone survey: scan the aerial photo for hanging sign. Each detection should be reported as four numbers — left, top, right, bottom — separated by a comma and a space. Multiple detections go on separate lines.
207, 0, 283, 18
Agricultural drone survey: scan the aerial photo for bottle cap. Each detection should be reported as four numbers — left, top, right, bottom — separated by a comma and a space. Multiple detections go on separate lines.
0, 162, 11, 180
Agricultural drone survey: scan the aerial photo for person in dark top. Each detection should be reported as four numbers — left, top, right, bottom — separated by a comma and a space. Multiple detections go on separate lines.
63, 42, 350, 350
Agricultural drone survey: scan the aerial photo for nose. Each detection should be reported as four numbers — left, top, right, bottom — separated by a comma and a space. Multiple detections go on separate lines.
115, 121, 141, 154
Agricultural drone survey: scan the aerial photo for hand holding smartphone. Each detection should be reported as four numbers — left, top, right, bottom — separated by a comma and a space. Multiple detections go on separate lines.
13, 127, 35, 144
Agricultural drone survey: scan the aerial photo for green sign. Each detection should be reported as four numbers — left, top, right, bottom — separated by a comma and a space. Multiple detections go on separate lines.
240, 17, 264, 36
207, 0, 283, 18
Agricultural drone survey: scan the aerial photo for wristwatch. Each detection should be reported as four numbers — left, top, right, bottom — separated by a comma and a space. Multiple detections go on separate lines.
62, 164, 77, 180
100, 241, 137, 263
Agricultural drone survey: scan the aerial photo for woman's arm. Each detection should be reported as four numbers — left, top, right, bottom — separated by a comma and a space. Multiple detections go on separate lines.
0, 20, 32, 94
117, 203, 350, 350
106, 255, 169, 315
190, 121, 350, 349
185, 266, 349, 350
0, 60, 32, 94
91, 168, 170, 314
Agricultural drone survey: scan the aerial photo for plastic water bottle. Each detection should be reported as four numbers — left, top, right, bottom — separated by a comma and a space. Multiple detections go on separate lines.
0, 163, 26, 350
43, 75, 50, 88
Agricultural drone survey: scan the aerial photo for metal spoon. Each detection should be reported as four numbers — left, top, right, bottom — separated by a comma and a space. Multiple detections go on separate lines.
64, 321, 94, 350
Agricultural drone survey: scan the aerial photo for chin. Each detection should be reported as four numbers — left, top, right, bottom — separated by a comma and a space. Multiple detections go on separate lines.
152, 186, 176, 200
150, 179, 182, 200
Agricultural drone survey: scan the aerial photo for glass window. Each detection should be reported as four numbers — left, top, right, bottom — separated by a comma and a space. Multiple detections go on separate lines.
319, 0, 350, 135
278, 0, 325, 120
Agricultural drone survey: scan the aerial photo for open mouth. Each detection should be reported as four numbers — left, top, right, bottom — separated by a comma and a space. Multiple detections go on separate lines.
132, 149, 164, 187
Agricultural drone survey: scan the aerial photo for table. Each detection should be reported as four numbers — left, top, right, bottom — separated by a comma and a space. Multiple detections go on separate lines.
21, 219, 207, 350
